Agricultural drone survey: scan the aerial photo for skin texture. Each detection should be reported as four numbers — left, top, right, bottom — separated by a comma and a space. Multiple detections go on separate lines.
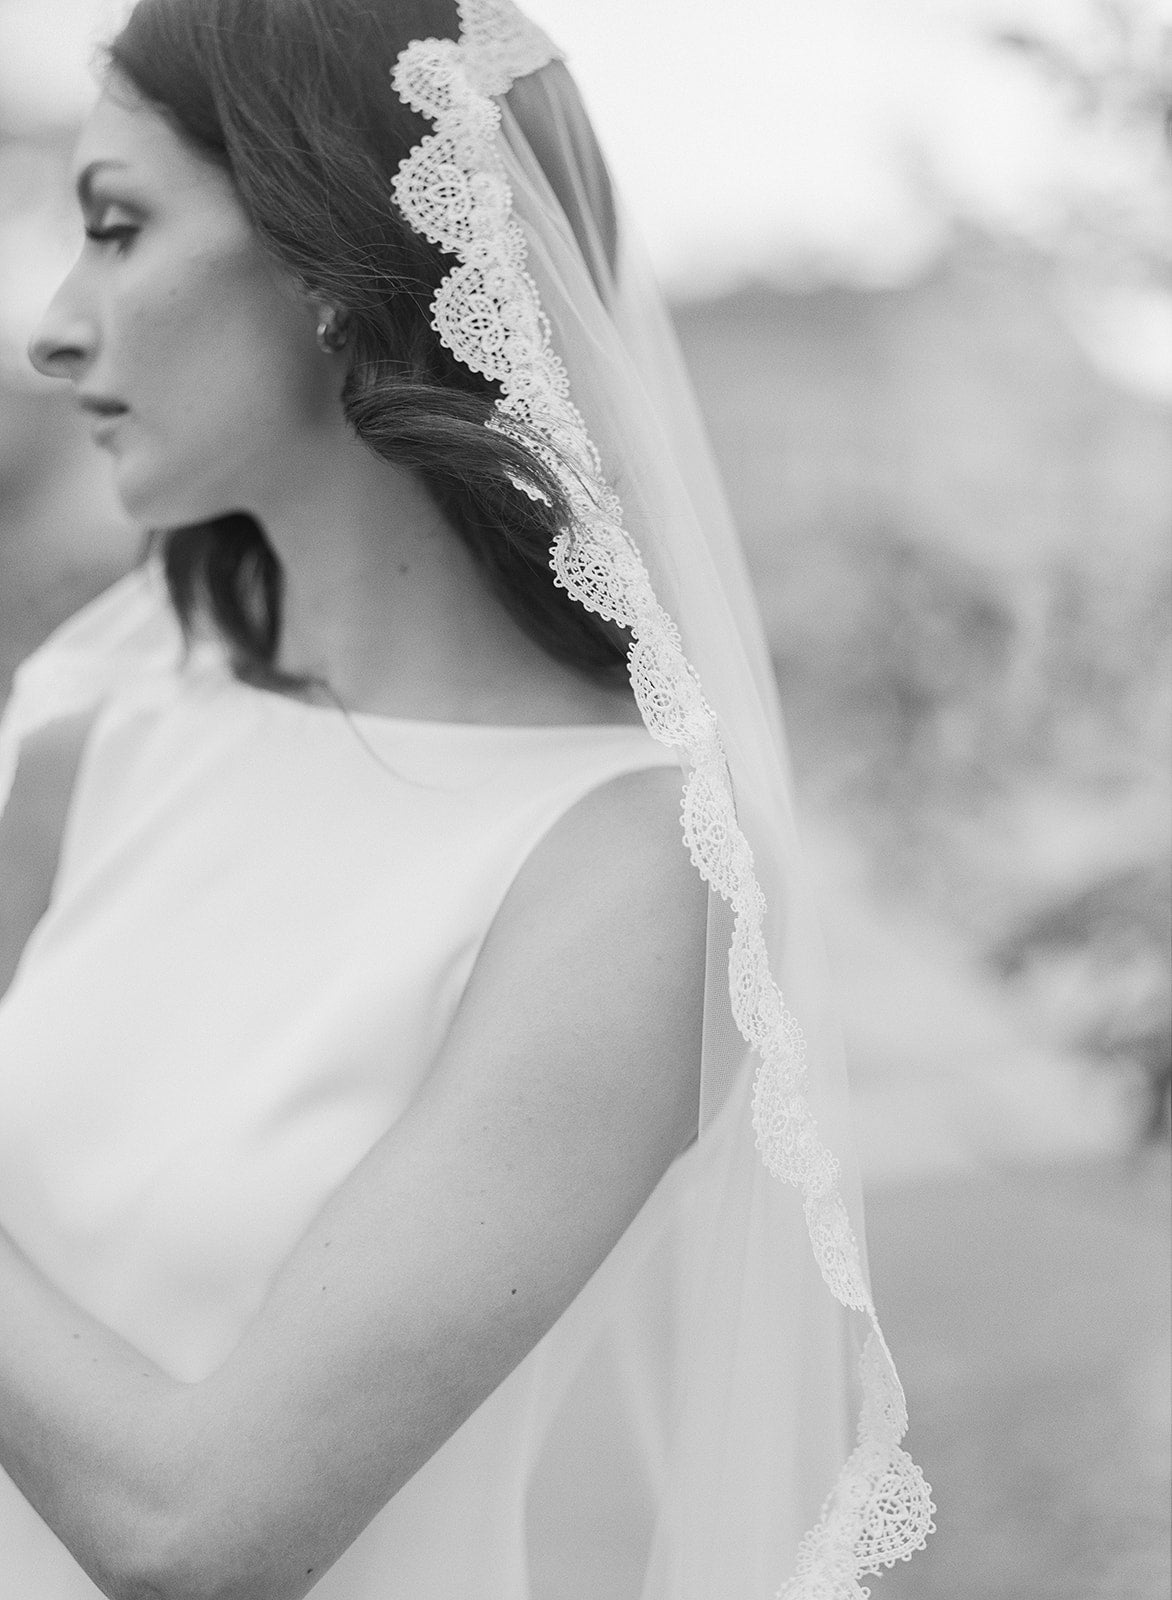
34, 98, 333, 530
7, 75, 707, 1600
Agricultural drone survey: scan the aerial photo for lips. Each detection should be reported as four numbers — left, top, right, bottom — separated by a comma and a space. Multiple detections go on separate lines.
77, 395, 129, 418
76, 395, 129, 446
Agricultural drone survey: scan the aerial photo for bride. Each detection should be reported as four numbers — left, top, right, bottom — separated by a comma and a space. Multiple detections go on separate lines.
0, 2, 932, 1597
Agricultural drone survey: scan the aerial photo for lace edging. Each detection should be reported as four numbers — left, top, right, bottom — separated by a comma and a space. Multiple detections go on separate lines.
457, 0, 564, 95
390, 14, 934, 1595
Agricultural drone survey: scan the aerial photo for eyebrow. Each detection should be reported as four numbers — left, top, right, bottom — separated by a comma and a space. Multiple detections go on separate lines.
75, 159, 131, 208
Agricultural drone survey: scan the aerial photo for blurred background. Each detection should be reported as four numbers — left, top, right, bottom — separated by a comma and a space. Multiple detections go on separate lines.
1, 0, 1169, 1595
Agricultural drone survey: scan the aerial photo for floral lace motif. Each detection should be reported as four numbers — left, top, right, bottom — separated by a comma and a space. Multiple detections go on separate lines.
457, 0, 564, 96
780, 1333, 936, 1599
391, 4, 934, 1593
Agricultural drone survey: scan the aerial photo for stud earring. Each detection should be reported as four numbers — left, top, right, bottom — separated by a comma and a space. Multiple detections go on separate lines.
316, 308, 350, 354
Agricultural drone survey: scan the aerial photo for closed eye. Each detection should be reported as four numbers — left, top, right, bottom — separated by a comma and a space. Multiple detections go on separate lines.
84, 223, 138, 252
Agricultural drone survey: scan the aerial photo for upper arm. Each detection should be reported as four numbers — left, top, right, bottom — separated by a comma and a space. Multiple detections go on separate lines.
164, 763, 707, 1598
0, 711, 95, 1000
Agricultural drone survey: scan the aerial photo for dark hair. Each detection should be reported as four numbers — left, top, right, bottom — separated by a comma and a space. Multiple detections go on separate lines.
107, 0, 629, 685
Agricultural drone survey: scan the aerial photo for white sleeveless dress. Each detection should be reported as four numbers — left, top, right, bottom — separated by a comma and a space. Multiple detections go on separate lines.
0, 650, 724, 1598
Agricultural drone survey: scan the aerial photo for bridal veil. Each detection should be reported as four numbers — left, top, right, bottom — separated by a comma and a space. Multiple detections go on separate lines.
0, 3, 933, 1594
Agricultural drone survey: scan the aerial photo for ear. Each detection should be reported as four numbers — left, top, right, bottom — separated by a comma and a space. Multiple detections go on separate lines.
314, 304, 351, 355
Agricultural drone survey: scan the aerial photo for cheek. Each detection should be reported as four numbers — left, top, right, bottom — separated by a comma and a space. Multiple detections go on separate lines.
107, 243, 326, 522
118, 240, 321, 439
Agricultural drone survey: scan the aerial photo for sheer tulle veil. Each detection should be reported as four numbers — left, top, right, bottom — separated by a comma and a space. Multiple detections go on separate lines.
0, 3, 934, 1594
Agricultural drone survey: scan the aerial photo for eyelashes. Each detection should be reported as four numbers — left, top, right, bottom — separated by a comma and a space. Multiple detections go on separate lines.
84, 223, 138, 254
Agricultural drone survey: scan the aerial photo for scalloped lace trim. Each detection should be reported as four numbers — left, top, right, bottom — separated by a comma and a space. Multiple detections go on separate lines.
391, 6, 934, 1593
456, 0, 563, 94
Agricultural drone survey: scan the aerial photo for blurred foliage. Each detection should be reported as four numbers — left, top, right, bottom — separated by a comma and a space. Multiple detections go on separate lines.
674, 244, 1171, 1144
993, 857, 1172, 1140
998, 0, 1171, 137
994, 0, 1172, 272
979, 1, 1172, 403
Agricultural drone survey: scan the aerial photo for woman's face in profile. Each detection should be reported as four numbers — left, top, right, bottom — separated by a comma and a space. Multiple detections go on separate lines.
29, 83, 338, 525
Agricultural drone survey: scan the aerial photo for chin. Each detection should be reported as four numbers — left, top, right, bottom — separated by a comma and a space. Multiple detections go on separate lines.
111, 453, 243, 531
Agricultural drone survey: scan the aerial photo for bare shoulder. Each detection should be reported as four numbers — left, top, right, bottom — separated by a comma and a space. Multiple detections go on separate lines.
451, 759, 708, 1167
501, 760, 703, 924
479, 760, 708, 1010
0, 709, 97, 996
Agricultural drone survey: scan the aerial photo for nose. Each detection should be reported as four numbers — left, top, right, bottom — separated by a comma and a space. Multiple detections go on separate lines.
27, 279, 97, 383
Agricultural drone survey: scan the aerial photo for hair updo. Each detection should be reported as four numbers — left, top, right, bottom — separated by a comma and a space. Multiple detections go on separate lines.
107, 0, 628, 685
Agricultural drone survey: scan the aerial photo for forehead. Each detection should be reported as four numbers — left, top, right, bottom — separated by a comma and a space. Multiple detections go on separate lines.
71, 86, 230, 206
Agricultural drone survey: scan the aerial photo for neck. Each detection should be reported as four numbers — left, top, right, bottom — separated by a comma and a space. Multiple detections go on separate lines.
243, 422, 635, 727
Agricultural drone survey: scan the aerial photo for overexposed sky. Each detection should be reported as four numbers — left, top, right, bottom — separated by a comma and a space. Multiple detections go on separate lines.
530, 0, 1086, 286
